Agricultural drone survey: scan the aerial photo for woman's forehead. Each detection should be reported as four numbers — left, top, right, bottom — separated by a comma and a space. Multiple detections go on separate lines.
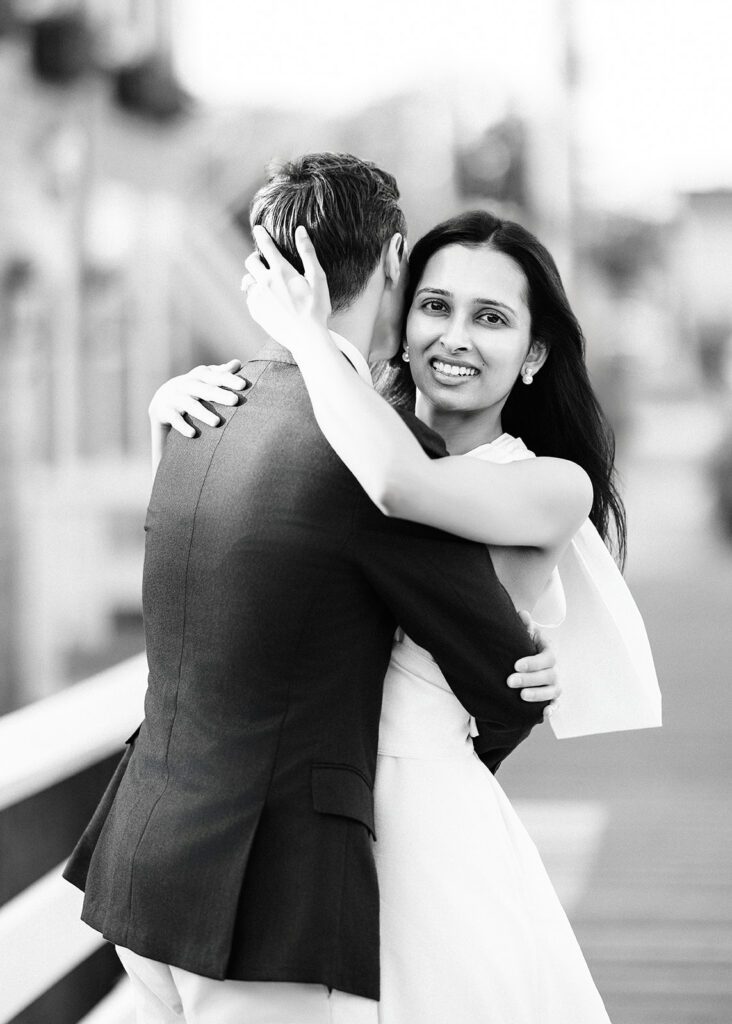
420, 244, 528, 308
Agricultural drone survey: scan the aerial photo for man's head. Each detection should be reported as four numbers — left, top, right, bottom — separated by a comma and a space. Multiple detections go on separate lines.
249, 152, 407, 320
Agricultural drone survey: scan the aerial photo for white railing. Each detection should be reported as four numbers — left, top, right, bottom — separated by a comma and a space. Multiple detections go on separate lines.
0, 655, 148, 1024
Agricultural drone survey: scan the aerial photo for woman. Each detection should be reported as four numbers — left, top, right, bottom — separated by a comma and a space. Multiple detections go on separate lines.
149, 211, 660, 1021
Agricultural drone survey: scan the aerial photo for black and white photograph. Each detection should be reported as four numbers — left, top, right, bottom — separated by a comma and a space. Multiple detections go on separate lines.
0, 1, 730, 1021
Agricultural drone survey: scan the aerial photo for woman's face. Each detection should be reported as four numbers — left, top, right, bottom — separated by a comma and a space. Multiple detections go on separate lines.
405, 243, 539, 416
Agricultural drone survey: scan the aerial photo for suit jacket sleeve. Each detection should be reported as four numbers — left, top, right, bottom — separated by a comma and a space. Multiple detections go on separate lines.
353, 410, 548, 772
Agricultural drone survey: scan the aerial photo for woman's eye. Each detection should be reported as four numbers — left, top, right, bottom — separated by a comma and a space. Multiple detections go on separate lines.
478, 310, 506, 326
421, 299, 447, 314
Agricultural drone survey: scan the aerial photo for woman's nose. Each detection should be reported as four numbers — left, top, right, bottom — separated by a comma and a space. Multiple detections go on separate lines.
440, 319, 471, 352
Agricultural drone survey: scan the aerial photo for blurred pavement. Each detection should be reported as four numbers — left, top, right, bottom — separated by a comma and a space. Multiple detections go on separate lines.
503, 394, 732, 1023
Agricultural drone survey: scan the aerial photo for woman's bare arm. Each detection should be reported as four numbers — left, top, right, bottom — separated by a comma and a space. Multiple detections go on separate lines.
244, 226, 593, 552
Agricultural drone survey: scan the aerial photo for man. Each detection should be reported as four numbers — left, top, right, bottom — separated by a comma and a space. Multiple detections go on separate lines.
65, 153, 555, 1023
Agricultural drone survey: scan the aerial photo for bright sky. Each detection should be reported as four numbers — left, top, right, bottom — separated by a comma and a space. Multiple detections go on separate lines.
575, 0, 732, 210
172, 0, 732, 215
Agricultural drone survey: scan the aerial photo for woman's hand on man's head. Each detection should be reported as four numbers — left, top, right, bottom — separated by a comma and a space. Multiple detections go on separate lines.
241, 225, 332, 355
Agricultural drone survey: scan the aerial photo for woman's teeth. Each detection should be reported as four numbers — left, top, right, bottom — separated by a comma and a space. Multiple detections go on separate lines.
432, 360, 479, 378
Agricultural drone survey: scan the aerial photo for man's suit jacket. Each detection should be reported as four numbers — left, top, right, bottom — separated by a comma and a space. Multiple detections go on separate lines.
64, 342, 546, 1000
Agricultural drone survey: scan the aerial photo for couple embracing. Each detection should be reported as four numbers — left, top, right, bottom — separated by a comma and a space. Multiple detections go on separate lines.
65, 152, 661, 1023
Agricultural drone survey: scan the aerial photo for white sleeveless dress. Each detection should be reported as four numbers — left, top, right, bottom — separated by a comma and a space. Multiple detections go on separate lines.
374, 632, 612, 1023
373, 434, 617, 1023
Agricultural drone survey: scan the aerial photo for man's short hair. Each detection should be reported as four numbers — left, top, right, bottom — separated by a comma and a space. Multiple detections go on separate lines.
249, 152, 407, 312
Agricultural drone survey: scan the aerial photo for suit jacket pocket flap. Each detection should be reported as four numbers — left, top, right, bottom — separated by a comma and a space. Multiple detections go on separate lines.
311, 764, 376, 839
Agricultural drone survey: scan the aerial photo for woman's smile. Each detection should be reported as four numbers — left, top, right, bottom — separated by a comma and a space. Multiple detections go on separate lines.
429, 355, 482, 384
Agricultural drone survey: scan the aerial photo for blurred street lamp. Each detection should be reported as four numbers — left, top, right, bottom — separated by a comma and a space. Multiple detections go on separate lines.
0, 0, 20, 35
30, 8, 92, 84
113, 53, 188, 122
456, 115, 528, 210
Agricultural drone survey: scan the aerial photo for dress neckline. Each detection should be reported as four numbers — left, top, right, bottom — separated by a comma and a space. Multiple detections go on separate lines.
465, 433, 521, 458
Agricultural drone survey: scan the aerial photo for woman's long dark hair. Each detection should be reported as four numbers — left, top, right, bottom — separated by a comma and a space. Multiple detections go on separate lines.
376, 210, 627, 566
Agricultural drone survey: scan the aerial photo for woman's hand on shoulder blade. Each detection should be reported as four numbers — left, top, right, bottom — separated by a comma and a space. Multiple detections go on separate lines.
148, 359, 246, 437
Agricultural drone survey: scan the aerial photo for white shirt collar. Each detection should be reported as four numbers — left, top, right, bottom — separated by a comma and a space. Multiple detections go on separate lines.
329, 331, 374, 388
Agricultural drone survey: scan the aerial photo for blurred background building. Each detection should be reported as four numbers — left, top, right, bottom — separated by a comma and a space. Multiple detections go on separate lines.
1, 0, 732, 1021
2, 0, 728, 714
1, 0, 578, 709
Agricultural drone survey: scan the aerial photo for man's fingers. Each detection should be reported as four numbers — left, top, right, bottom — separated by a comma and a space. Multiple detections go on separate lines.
521, 683, 560, 703
518, 609, 533, 629
514, 646, 555, 674
508, 668, 558, 691
518, 608, 543, 649
517, 609, 553, 650
532, 626, 553, 655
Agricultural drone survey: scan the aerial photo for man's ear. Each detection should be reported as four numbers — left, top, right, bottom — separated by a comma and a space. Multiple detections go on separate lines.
384, 233, 406, 287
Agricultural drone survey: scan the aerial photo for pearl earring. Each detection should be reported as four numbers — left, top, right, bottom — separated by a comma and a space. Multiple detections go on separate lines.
522, 365, 534, 385
402, 348, 410, 363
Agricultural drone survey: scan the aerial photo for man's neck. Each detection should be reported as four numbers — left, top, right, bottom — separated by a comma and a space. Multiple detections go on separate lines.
327, 271, 386, 364
327, 309, 374, 364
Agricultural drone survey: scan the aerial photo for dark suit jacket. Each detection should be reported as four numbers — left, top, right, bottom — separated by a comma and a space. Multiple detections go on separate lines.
64, 342, 546, 1000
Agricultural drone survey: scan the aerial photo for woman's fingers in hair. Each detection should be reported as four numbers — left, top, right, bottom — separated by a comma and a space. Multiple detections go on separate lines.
294, 225, 326, 286
295, 226, 331, 317
251, 225, 288, 272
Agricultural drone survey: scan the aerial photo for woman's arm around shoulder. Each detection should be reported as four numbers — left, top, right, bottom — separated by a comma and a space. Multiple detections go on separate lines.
243, 225, 591, 552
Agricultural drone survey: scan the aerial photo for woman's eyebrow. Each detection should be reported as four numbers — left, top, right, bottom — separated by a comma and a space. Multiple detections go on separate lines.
476, 299, 517, 315
415, 286, 452, 298
415, 286, 516, 316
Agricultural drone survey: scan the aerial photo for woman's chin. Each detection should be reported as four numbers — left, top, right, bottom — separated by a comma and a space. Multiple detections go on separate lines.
417, 377, 482, 410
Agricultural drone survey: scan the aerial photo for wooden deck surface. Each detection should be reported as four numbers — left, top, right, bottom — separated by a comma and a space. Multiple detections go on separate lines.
503, 398, 732, 1023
